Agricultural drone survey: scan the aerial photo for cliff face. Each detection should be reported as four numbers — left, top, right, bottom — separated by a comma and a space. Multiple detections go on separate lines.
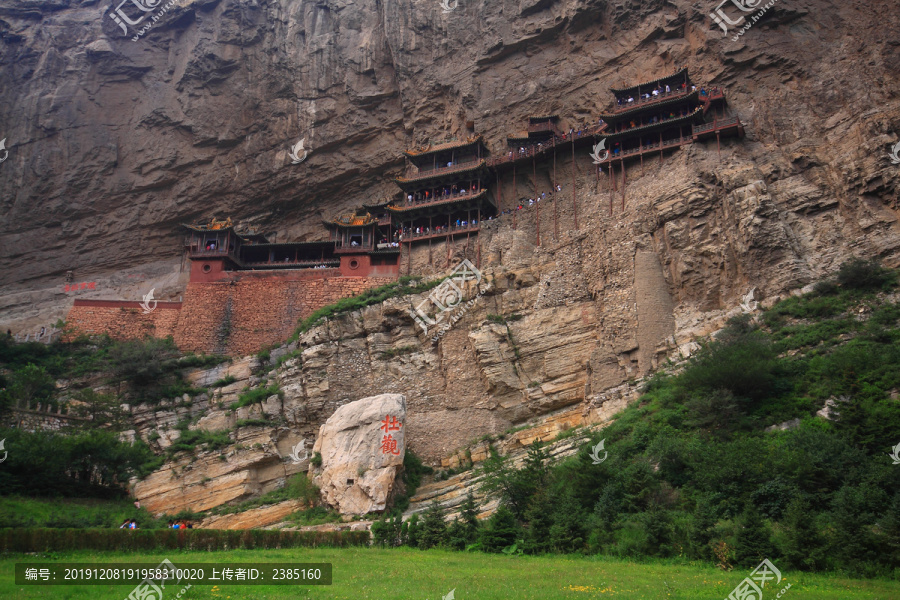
4, 0, 900, 518
2, 0, 899, 328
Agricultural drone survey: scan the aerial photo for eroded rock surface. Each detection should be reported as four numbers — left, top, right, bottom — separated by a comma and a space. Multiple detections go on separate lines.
310, 393, 407, 515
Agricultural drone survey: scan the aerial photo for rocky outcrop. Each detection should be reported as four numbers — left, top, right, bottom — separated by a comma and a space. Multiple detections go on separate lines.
310, 394, 407, 515
199, 500, 305, 530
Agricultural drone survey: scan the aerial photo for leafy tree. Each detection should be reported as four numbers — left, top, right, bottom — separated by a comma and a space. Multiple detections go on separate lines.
108, 337, 179, 387
683, 389, 742, 437
68, 388, 127, 430
3, 363, 56, 409
836, 257, 895, 290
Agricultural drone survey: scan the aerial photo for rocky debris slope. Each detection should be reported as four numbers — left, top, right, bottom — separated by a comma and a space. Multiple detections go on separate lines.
310, 393, 407, 515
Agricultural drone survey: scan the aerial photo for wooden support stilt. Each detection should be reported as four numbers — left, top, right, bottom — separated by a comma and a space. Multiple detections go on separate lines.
621, 159, 626, 212
496, 171, 502, 214
571, 136, 578, 230
716, 131, 721, 160
553, 149, 559, 240
477, 206, 481, 267
533, 155, 540, 246
609, 162, 615, 216
512, 163, 517, 230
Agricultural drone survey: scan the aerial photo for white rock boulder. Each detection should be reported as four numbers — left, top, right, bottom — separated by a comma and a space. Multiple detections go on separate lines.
310, 393, 406, 515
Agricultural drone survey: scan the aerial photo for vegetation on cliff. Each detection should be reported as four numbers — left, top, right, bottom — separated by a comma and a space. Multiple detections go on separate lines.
377, 260, 900, 577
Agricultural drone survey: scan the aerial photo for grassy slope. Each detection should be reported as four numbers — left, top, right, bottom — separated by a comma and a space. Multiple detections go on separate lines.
0, 548, 898, 600
0, 497, 166, 530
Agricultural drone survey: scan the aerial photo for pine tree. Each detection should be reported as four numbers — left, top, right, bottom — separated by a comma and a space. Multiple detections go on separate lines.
781, 496, 824, 570
549, 487, 586, 553
479, 505, 521, 552
524, 488, 554, 554
460, 491, 481, 545
734, 502, 775, 567
406, 513, 420, 548
418, 501, 448, 549
687, 501, 716, 561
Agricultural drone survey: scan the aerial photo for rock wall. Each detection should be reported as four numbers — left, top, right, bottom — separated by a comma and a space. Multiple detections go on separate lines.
65, 300, 183, 340
172, 275, 394, 355
63, 275, 394, 355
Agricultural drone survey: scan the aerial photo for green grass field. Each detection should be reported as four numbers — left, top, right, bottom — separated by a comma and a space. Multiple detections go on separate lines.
2, 547, 898, 600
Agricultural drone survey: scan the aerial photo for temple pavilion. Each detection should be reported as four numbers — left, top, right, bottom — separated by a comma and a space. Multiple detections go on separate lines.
389, 135, 496, 245
182, 216, 398, 282
594, 67, 743, 165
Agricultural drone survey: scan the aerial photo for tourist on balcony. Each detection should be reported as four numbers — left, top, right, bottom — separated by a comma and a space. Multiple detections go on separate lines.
627, 97, 634, 103
652, 88, 659, 96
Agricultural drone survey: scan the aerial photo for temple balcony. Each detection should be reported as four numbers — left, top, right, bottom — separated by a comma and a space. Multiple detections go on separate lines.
692, 115, 743, 140
389, 189, 487, 214
610, 87, 694, 115
242, 258, 341, 269
395, 158, 486, 184
400, 223, 480, 243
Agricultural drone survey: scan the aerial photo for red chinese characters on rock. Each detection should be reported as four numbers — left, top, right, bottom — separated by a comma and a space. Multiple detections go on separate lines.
64, 282, 96, 292
380, 415, 402, 455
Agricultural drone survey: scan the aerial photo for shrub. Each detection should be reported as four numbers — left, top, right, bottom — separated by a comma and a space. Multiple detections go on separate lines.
230, 385, 280, 410
310, 452, 323, 468
211, 375, 237, 388
108, 337, 179, 386
835, 257, 895, 290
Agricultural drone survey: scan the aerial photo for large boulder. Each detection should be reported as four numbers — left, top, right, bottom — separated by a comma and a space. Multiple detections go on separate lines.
310, 394, 407, 515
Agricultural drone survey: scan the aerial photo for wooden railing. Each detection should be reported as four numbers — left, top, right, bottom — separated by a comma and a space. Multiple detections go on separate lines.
400, 223, 480, 241
401, 158, 484, 182
692, 115, 739, 136
600, 136, 693, 163
612, 88, 690, 113
391, 189, 484, 211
